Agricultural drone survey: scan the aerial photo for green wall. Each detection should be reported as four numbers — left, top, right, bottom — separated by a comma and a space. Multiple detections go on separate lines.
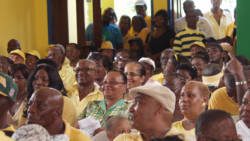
237, 0, 250, 59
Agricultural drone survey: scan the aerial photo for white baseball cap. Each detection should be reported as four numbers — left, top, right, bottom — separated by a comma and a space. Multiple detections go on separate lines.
138, 57, 156, 71
135, 0, 146, 6
129, 80, 176, 113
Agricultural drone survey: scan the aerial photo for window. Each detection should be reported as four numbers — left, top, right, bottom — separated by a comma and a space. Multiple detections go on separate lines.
181, 0, 236, 19
114, 0, 152, 23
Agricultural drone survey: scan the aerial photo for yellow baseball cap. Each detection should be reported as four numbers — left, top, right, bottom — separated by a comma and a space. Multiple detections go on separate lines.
26, 50, 41, 59
100, 41, 114, 50
190, 41, 205, 48
10, 49, 26, 61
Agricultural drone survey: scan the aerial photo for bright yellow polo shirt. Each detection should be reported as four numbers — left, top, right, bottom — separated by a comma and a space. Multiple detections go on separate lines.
114, 130, 170, 141
0, 131, 13, 141
226, 22, 236, 38
144, 16, 151, 29
12, 101, 26, 128
64, 121, 91, 141
168, 121, 196, 141
63, 96, 77, 126
69, 83, 103, 116
59, 58, 77, 97
208, 87, 239, 116
128, 27, 150, 45
114, 132, 143, 141
151, 73, 164, 84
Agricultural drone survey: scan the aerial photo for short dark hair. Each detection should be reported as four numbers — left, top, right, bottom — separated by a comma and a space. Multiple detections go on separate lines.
120, 15, 131, 26
132, 15, 147, 29
87, 52, 113, 71
206, 42, 223, 52
108, 70, 127, 84
67, 43, 84, 59
154, 9, 169, 27
176, 63, 198, 79
170, 54, 191, 68
191, 51, 210, 63
11, 64, 29, 79
195, 110, 232, 137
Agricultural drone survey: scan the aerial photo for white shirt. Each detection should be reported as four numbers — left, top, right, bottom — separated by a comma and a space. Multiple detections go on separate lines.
236, 120, 250, 141
204, 10, 233, 40
175, 16, 214, 38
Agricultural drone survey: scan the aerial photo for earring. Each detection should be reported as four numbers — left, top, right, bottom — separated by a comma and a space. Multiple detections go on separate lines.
202, 102, 207, 107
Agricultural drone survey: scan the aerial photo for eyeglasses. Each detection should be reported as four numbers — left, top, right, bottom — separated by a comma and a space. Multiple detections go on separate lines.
75, 67, 95, 73
103, 81, 125, 85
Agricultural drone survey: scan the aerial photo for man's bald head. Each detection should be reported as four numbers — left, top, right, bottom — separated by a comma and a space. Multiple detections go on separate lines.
34, 87, 63, 109
7, 39, 21, 53
27, 87, 63, 127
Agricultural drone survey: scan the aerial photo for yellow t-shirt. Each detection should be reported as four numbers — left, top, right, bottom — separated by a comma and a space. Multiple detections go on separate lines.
114, 132, 143, 141
150, 73, 164, 84
12, 101, 26, 128
59, 58, 77, 97
114, 130, 170, 141
69, 84, 103, 116
167, 121, 196, 141
208, 87, 239, 115
128, 27, 150, 45
63, 96, 77, 126
0, 131, 13, 141
64, 121, 91, 141
123, 33, 133, 50
226, 22, 236, 38
144, 16, 151, 29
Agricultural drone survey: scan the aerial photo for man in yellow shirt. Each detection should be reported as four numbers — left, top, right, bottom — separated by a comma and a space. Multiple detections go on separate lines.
70, 59, 103, 116
151, 49, 173, 84
27, 87, 91, 141
208, 52, 248, 117
114, 80, 176, 141
47, 44, 76, 96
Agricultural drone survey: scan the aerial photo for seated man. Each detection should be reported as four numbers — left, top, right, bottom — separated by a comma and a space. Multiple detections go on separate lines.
195, 110, 239, 141
151, 49, 173, 84
114, 80, 176, 141
27, 87, 91, 141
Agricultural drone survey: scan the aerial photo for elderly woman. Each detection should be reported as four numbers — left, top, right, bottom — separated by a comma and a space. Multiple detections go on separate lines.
168, 81, 210, 141
79, 70, 129, 126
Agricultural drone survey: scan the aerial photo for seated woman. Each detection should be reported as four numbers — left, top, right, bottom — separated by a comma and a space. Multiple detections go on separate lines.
78, 70, 129, 126
9, 64, 29, 128
168, 81, 210, 141
25, 61, 77, 125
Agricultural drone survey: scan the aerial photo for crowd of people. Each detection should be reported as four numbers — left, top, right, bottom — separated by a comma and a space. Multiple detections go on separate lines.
0, 0, 249, 140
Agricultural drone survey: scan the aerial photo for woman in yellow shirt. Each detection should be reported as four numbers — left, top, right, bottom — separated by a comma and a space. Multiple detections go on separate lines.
168, 81, 210, 141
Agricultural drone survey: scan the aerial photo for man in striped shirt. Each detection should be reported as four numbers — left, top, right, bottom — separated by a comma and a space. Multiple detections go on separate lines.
173, 9, 205, 58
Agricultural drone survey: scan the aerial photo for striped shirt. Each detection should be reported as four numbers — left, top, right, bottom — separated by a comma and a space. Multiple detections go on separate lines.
173, 27, 205, 57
